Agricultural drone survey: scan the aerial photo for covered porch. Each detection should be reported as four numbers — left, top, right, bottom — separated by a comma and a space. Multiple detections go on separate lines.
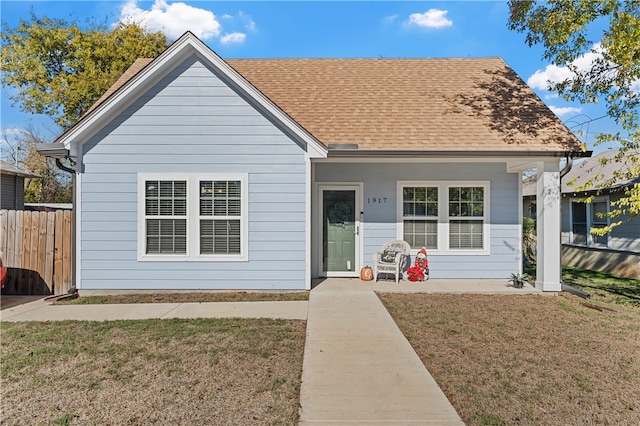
311, 277, 547, 294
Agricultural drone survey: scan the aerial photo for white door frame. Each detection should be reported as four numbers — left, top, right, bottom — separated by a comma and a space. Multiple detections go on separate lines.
316, 183, 363, 277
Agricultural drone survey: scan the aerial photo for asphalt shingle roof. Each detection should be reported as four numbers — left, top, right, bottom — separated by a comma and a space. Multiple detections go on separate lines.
227, 57, 582, 152
523, 149, 640, 196
86, 55, 583, 153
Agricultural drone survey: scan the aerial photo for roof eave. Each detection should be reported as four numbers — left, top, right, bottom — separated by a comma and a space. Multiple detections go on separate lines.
326, 149, 591, 158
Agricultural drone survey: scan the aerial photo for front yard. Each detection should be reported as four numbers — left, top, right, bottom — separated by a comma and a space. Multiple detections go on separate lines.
379, 267, 640, 425
2, 267, 638, 425
1, 318, 305, 425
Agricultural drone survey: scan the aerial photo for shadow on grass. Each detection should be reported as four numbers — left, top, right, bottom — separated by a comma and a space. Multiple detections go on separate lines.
562, 266, 640, 303
527, 264, 640, 306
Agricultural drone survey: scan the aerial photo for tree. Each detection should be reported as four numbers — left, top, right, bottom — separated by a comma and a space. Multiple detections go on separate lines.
1, 12, 168, 129
1, 125, 72, 203
508, 0, 639, 232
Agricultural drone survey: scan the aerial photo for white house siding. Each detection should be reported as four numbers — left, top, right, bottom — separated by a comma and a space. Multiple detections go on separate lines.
314, 162, 520, 279
79, 55, 308, 290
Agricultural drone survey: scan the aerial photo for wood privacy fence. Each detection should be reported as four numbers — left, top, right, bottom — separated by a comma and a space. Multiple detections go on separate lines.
0, 209, 73, 295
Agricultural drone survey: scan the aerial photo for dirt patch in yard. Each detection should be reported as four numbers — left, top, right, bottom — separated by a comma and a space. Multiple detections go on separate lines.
379, 292, 640, 426
56, 291, 309, 304
1, 318, 305, 425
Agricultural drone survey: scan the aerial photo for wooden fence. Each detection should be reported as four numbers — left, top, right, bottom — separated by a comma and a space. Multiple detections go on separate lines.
0, 209, 73, 295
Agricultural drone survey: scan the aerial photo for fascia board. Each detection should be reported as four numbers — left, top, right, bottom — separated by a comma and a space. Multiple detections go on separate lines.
58, 32, 327, 159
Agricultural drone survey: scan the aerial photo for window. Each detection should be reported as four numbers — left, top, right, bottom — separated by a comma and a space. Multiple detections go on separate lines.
570, 198, 609, 247
448, 186, 485, 250
139, 174, 247, 261
398, 182, 489, 254
145, 180, 187, 254
402, 186, 438, 249
199, 180, 242, 255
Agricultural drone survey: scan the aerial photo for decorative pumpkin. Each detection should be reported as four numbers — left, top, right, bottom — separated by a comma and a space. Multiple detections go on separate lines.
360, 266, 373, 281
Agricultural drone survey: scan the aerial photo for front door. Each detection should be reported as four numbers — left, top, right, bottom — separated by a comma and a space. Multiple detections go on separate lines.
320, 186, 361, 277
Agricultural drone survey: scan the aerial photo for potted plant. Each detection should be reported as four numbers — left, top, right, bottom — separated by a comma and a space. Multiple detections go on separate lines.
406, 265, 425, 282
508, 272, 529, 288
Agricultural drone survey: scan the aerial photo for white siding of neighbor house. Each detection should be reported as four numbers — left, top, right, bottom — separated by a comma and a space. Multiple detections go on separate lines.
79, 55, 308, 290
314, 162, 520, 279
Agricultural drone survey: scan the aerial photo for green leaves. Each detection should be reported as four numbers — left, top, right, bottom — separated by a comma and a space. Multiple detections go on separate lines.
1, 12, 168, 129
508, 0, 640, 232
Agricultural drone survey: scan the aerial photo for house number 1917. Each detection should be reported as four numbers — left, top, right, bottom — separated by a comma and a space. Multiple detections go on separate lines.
368, 198, 387, 204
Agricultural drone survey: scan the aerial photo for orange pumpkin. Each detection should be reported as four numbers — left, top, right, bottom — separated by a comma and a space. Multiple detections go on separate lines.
360, 266, 373, 281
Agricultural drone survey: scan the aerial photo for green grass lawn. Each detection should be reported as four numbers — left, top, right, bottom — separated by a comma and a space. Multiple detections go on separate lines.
560, 265, 640, 307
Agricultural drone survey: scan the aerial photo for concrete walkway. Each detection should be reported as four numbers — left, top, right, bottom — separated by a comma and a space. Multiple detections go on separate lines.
299, 280, 464, 425
1, 279, 542, 424
0, 297, 308, 321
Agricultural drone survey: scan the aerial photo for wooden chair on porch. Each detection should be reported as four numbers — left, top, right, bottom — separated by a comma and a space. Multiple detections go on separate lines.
373, 240, 411, 284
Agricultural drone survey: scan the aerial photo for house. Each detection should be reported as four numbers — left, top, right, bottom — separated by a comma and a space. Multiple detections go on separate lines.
45, 32, 585, 293
0, 160, 39, 210
524, 149, 640, 278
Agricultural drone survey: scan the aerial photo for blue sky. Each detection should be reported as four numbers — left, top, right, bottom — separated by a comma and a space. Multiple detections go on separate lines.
0, 0, 621, 153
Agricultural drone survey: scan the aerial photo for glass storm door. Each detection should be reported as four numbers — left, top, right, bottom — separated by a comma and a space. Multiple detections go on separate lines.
321, 187, 360, 277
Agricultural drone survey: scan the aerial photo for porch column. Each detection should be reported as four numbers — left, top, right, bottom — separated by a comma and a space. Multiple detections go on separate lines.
536, 161, 562, 291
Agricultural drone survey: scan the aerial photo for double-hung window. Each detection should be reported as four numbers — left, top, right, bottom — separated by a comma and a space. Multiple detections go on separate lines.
145, 180, 188, 254
199, 180, 242, 255
570, 197, 609, 247
448, 186, 485, 250
402, 186, 438, 250
398, 181, 489, 254
139, 174, 247, 261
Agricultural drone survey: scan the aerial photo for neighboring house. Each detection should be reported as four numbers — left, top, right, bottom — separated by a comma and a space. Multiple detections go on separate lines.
524, 149, 640, 279
45, 32, 584, 293
0, 160, 39, 210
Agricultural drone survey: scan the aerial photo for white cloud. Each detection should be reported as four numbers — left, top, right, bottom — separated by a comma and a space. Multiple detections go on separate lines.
527, 65, 573, 91
549, 106, 582, 117
238, 11, 256, 31
631, 79, 640, 94
220, 32, 246, 44
119, 0, 221, 40
407, 9, 453, 29
384, 14, 398, 23
527, 44, 605, 90
1, 127, 21, 145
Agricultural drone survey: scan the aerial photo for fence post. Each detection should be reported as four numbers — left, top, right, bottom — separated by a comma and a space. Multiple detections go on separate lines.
44, 212, 55, 288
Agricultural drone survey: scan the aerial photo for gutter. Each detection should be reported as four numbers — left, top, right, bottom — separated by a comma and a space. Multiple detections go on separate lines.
327, 149, 592, 159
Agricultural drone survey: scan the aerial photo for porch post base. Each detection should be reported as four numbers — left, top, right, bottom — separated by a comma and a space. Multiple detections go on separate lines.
535, 280, 562, 292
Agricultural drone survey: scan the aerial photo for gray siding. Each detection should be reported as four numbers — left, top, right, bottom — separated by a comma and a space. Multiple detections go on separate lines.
315, 162, 520, 279
609, 192, 640, 252
561, 193, 640, 253
79, 55, 308, 290
0, 174, 24, 210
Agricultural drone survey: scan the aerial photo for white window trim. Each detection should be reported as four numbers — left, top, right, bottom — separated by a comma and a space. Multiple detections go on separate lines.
397, 181, 490, 256
137, 173, 248, 262
569, 196, 610, 248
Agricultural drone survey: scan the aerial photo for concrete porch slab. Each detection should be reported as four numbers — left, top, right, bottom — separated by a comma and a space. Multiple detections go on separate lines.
312, 277, 547, 294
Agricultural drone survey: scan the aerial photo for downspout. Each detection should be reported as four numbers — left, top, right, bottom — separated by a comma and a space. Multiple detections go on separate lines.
560, 154, 573, 180
55, 158, 76, 175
